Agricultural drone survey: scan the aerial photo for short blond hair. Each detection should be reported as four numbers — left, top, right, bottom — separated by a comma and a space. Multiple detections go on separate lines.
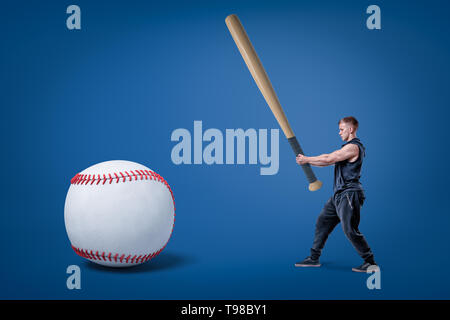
339, 116, 359, 131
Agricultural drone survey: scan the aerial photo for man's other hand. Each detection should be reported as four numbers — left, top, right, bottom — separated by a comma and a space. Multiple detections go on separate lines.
296, 154, 308, 165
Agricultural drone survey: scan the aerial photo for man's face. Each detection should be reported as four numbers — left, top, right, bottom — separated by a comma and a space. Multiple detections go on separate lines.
339, 122, 352, 141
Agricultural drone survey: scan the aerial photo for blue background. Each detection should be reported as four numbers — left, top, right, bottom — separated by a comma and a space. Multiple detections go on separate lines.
1, 0, 449, 299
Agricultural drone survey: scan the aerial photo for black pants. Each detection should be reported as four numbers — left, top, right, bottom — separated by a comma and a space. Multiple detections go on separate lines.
310, 190, 374, 262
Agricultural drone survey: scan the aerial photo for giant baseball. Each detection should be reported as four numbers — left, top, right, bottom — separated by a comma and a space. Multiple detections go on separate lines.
64, 160, 175, 267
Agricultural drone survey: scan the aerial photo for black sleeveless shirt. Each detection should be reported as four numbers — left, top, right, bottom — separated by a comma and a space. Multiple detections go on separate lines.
333, 138, 365, 194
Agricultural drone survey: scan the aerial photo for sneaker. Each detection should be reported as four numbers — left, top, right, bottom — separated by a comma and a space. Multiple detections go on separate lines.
351, 262, 379, 273
295, 256, 321, 267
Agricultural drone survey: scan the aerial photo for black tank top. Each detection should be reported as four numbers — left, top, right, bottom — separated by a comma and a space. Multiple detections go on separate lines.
333, 138, 365, 194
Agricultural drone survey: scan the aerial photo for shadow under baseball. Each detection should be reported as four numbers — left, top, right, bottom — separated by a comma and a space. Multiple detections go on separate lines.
83, 251, 196, 273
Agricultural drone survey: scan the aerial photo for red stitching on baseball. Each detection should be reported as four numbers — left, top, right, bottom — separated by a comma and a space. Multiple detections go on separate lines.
71, 245, 168, 265
70, 169, 175, 206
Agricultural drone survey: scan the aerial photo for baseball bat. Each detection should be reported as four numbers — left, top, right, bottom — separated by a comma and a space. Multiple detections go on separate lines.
225, 14, 322, 192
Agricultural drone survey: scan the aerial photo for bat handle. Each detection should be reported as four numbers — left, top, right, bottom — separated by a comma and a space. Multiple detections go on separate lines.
288, 137, 323, 191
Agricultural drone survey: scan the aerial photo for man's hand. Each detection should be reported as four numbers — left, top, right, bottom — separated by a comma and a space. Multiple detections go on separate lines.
296, 154, 309, 165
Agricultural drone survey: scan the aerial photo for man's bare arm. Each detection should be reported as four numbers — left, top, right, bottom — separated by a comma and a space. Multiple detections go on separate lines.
296, 144, 359, 167
304, 154, 336, 167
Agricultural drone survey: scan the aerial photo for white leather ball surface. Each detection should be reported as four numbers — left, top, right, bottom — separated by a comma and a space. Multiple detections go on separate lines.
64, 160, 175, 267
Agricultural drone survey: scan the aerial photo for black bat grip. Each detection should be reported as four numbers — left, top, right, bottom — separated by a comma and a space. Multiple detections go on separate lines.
288, 136, 318, 184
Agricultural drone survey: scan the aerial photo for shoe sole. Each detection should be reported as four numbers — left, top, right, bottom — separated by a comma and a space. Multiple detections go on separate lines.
295, 264, 321, 267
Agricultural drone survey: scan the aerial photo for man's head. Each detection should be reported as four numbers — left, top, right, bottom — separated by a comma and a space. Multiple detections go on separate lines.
338, 116, 359, 141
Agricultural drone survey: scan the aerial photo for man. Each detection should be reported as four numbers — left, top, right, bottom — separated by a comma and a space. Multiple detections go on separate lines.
294, 116, 377, 272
